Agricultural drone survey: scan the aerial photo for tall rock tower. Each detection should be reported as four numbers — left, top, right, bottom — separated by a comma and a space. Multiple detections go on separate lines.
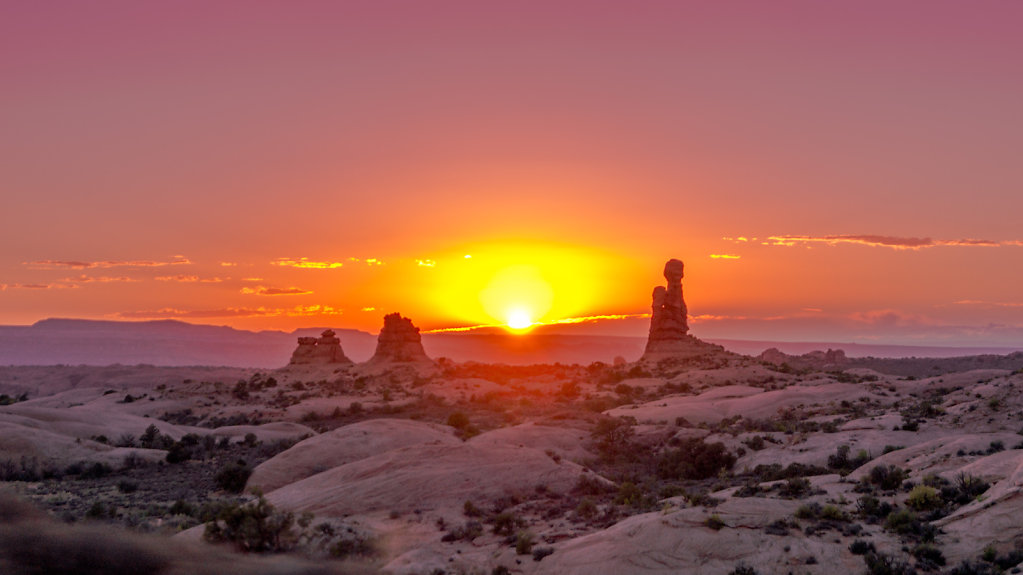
641, 259, 701, 361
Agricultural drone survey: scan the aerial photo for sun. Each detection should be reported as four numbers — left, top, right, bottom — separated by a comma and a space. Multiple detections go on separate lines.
506, 309, 533, 330
479, 264, 553, 332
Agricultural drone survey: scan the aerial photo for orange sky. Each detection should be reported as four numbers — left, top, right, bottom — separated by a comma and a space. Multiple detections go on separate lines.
3, 2, 1023, 346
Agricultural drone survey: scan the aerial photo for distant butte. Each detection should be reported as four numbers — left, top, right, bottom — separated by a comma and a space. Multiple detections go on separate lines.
288, 329, 353, 365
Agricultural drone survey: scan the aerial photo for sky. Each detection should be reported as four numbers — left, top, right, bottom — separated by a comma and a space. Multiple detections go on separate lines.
2, 1, 1023, 346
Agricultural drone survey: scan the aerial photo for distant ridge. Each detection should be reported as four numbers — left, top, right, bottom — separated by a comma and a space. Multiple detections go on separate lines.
0, 319, 1021, 367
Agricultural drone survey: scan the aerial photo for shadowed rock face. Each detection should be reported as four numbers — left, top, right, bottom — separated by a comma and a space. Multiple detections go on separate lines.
367, 313, 432, 364
643, 259, 691, 358
288, 329, 352, 365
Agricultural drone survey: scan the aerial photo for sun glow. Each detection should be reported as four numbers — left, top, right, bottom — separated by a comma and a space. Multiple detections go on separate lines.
506, 309, 533, 330
479, 264, 553, 330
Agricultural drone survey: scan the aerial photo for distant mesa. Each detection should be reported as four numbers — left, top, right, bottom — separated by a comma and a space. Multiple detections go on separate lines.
641, 258, 723, 362
288, 329, 353, 365
365, 313, 433, 365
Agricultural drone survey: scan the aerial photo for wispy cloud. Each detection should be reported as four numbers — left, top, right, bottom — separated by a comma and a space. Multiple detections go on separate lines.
25, 255, 191, 269
416, 259, 436, 267
155, 275, 223, 283
272, 257, 344, 269
952, 299, 1023, 308
60, 275, 138, 284
219, 262, 238, 267
240, 285, 313, 296
350, 257, 385, 266
117, 304, 342, 319
761, 235, 1017, 250
709, 254, 740, 260
0, 282, 79, 290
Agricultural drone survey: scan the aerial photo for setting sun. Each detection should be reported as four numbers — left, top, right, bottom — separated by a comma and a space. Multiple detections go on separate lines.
506, 309, 533, 330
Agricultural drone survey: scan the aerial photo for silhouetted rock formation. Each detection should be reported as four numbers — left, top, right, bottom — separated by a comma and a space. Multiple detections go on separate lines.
760, 347, 848, 370
643, 259, 692, 358
289, 329, 352, 365
640, 259, 724, 363
366, 313, 432, 365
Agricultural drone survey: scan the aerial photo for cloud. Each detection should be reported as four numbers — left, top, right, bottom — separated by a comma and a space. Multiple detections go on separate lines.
240, 286, 313, 296
1, 282, 79, 290
361, 307, 376, 312
60, 275, 137, 283
709, 254, 740, 259
219, 262, 238, 267
417, 259, 436, 267
762, 235, 1020, 250
349, 257, 385, 266
155, 275, 224, 283
117, 304, 342, 319
25, 255, 191, 269
271, 257, 343, 269
952, 299, 1023, 308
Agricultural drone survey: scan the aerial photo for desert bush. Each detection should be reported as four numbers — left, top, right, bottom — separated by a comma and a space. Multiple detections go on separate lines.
117, 480, 139, 494
912, 543, 945, 567
849, 539, 876, 555
868, 464, 908, 491
446, 412, 470, 429
728, 564, 759, 575
705, 514, 726, 530
863, 551, 917, 575
463, 500, 483, 517
591, 416, 636, 461
515, 531, 534, 555
441, 521, 483, 542
906, 485, 942, 511
574, 498, 598, 521
214, 460, 252, 493
203, 495, 296, 552
657, 438, 736, 480
532, 546, 554, 561
491, 512, 524, 536
856, 494, 893, 521
827, 444, 871, 474
572, 474, 614, 496
778, 476, 812, 499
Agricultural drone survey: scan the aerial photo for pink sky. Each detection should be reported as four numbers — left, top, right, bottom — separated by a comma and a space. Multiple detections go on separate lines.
2, 1, 1023, 346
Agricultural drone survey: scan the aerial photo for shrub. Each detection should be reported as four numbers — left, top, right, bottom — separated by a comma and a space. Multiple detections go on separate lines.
913, 543, 945, 567
849, 539, 876, 555
532, 546, 554, 561
906, 485, 942, 511
492, 512, 523, 536
575, 498, 598, 521
863, 552, 916, 575
868, 465, 907, 491
728, 564, 759, 575
705, 514, 726, 530
515, 531, 534, 555
203, 495, 297, 552
446, 412, 470, 429
214, 460, 252, 493
657, 438, 736, 480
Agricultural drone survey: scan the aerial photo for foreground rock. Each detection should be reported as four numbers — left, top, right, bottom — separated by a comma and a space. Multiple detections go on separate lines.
247, 419, 460, 492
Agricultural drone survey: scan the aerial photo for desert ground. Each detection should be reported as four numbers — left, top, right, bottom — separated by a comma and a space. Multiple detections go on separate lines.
3, 345, 1023, 575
